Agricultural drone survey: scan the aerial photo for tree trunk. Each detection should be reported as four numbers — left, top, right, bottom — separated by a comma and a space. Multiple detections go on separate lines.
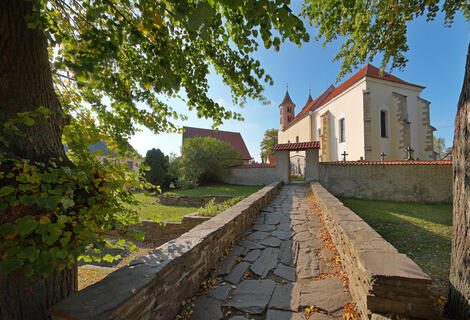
447, 41, 470, 319
0, 1, 77, 319
0, 266, 77, 320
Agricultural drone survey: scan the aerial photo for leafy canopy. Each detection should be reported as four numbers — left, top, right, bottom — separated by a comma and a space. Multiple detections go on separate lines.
260, 128, 278, 162
302, 0, 470, 79
0, 0, 310, 277
179, 137, 243, 186
34, 0, 311, 142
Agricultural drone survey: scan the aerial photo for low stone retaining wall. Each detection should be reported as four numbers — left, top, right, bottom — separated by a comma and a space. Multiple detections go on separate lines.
48, 181, 282, 320
310, 182, 436, 320
128, 213, 211, 244
158, 193, 235, 206
319, 161, 452, 203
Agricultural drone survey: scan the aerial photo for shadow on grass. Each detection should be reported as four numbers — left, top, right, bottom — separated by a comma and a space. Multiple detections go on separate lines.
340, 197, 452, 296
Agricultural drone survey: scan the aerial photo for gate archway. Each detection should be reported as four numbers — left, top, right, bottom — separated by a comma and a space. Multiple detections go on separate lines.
273, 142, 320, 183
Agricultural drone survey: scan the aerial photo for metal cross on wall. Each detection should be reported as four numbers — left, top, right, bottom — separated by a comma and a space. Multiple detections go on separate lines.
406, 146, 414, 160
380, 152, 386, 161
341, 151, 348, 161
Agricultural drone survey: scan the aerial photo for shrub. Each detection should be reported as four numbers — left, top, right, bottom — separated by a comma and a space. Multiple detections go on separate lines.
179, 137, 243, 186
197, 196, 243, 217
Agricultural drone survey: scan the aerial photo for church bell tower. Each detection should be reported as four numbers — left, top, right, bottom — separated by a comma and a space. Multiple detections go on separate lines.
279, 86, 295, 130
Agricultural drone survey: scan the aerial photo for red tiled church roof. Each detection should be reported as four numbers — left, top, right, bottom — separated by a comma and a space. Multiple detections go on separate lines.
182, 126, 252, 160
287, 85, 334, 125
284, 64, 424, 129
274, 141, 320, 151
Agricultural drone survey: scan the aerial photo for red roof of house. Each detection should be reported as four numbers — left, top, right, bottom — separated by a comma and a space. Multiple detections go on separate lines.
182, 126, 252, 160
285, 64, 424, 129
321, 160, 451, 166
274, 141, 320, 151
267, 155, 276, 165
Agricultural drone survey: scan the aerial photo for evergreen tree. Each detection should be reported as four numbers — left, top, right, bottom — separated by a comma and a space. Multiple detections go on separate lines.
143, 148, 170, 191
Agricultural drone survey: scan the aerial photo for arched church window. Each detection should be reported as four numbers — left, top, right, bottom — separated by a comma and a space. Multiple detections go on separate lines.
380, 110, 388, 137
339, 118, 345, 142
296, 136, 299, 143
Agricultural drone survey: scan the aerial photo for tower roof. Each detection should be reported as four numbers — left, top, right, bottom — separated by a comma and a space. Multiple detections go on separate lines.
303, 91, 313, 109
280, 89, 293, 106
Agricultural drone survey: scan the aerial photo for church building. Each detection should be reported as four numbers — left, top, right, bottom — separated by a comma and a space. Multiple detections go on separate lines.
278, 64, 435, 173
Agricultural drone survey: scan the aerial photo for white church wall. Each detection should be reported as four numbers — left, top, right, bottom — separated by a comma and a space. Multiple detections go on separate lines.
366, 78, 424, 160
314, 80, 367, 161
278, 114, 311, 144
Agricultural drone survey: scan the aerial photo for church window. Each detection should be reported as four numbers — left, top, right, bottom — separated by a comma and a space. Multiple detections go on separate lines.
296, 136, 299, 143
380, 110, 388, 137
339, 118, 345, 142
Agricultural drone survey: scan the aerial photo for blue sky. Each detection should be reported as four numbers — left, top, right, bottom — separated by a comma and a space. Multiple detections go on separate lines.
131, 7, 469, 162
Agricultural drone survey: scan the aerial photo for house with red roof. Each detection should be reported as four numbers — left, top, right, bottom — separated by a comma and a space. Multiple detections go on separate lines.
182, 126, 252, 164
278, 64, 435, 173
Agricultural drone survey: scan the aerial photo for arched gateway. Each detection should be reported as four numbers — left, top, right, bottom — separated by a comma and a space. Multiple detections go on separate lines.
274, 141, 320, 183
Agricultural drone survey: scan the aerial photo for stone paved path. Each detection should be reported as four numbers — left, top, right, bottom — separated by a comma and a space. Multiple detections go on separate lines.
185, 185, 350, 320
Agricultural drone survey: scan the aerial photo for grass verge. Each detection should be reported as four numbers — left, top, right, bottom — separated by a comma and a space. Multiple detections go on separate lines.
340, 197, 452, 296
165, 184, 263, 197
132, 193, 198, 222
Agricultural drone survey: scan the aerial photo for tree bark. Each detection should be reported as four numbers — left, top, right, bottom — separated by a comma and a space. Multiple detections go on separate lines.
447, 41, 470, 319
0, 1, 77, 319
0, 0, 67, 161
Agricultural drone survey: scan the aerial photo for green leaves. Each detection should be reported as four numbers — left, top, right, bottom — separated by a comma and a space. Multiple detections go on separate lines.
0, 186, 15, 197
179, 137, 243, 186
15, 216, 37, 236
302, 0, 466, 80
0, 146, 144, 277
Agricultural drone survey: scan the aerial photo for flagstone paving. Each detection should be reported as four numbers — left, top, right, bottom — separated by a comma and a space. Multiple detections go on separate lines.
185, 185, 349, 320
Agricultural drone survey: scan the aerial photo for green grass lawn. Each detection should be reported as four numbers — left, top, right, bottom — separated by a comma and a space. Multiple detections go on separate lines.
165, 184, 263, 197
132, 193, 198, 222
131, 184, 262, 222
289, 175, 305, 181
340, 198, 452, 296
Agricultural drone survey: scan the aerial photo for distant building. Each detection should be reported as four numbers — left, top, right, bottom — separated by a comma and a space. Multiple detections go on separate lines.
441, 148, 453, 161
267, 155, 276, 165
182, 126, 252, 164
79, 141, 141, 172
278, 64, 435, 173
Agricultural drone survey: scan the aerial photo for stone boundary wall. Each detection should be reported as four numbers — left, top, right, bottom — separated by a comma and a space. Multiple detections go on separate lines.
48, 182, 282, 320
319, 162, 452, 203
310, 182, 436, 320
158, 193, 235, 206
221, 165, 277, 185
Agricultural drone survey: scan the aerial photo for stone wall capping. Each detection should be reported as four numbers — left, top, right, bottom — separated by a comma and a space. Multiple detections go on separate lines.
310, 182, 436, 319
49, 181, 282, 320
357, 252, 431, 283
